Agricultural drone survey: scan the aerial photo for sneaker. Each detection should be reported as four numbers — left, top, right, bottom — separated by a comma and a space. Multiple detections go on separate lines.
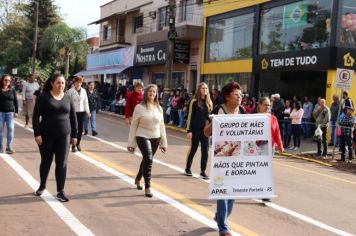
184, 169, 193, 176
288, 146, 295, 150
56, 191, 69, 202
92, 131, 98, 136
35, 187, 45, 196
293, 147, 298, 151
219, 232, 232, 236
71, 145, 77, 152
84, 130, 88, 135
76, 144, 82, 152
262, 198, 271, 203
5, 147, 15, 154
200, 172, 209, 180
347, 160, 353, 163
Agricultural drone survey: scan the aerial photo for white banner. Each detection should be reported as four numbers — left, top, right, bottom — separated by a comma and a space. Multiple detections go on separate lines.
209, 114, 275, 200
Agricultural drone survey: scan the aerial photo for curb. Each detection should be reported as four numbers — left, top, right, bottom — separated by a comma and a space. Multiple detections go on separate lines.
99, 110, 334, 167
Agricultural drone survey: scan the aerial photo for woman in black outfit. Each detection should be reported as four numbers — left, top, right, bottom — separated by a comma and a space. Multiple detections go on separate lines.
185, 82, 213, 179
33, 74, 77, 202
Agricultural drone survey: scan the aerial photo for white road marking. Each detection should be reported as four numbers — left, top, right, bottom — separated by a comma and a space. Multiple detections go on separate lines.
86, 134, 355, 236
15, 120, 354, 236
0, 153, 95, 236
74, 151, 239, 235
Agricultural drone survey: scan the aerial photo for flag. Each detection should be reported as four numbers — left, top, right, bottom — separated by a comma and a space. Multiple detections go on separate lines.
283, 2, 308, 29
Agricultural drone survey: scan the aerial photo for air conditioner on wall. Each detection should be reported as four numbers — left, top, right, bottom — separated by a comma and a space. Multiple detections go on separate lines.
196, 0, 203, 4
149, 11, 156, 19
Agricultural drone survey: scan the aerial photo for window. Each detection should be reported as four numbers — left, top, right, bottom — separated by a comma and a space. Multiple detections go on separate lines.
103, 25, 112, 41
259, 0, 333, 54
180, 0, 194, 22
339, 0, 356, 48
158, 6, 169, 30
134, 15, 143, 33
205, 12, 254, 62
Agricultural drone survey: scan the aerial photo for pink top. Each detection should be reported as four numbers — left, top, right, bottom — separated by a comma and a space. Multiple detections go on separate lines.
290, 108, 304, 124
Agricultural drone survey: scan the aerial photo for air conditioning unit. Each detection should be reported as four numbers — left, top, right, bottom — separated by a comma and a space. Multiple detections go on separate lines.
149, 11, 156, 19
196, 0, 203, 4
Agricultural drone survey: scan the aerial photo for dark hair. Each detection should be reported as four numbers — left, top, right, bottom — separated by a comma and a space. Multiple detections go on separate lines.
1, 74, 12, 89
343, 91, 348, 97
221, 82, 241, 103
294, 101, 301, 110
44, 74, 64, 92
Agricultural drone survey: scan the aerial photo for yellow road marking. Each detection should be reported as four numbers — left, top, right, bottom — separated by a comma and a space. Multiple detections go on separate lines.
278, 153, 333, 167
275, 162, 356, 186
82, 150, 260, 236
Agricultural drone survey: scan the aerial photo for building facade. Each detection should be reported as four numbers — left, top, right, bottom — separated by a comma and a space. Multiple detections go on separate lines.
79, 0, 204, 92
202, 0, 356, 106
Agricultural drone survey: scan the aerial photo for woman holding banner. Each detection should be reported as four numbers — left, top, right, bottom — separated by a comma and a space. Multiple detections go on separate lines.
211, 82, 246, 236
258, 97, 284, 203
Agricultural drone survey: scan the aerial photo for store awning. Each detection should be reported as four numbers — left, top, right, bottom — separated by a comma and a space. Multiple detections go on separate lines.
75, 65, 130, 76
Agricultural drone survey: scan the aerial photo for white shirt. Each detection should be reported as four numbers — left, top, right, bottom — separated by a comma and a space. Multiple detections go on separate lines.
66, 87, 90, 114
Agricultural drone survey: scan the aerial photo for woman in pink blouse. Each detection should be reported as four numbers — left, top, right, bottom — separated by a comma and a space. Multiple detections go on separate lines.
290, 101, 304, 150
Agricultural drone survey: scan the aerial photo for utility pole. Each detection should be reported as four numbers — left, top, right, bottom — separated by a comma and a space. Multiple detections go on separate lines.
31, 0, 39, 74
64, 46, 71, 79
163, 0, 177, 111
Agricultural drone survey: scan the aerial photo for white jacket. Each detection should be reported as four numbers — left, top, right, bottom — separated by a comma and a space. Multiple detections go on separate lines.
66, 87, 90, 114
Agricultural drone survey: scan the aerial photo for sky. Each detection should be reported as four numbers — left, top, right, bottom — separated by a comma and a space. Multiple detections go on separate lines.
55, 0, 109, 38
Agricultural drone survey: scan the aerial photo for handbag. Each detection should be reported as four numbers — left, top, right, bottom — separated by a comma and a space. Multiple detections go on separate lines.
203, 120, 212, 137
336, 126, 342, 137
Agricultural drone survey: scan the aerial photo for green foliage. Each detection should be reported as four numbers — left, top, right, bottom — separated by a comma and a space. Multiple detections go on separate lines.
17, 57, 55, 79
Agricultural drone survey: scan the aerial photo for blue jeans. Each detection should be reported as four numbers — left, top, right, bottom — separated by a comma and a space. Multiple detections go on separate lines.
330, 120, 339, 146
0, 112, 15, 149
302, 118, 311, 138
282, 120, 292, 147
84, 110, 97, 132
216, 199, 234, 233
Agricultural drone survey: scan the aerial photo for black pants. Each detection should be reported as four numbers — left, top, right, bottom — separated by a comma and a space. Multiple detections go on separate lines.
76, 112, 85, 145
38, 134, 70, 192
135, 137, 160, 188
186, 129, 209, 172
291, 124, 301, 147
340, 136, 353, 161
317, 126, 328, 156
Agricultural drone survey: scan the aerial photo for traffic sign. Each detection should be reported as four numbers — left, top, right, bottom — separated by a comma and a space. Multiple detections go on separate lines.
336, 68, 354, 90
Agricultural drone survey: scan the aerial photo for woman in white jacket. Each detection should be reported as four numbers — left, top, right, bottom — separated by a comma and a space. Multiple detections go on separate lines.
66, 77, 90, 152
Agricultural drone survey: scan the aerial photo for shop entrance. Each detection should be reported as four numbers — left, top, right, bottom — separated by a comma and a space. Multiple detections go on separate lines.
259, 71, 327, 102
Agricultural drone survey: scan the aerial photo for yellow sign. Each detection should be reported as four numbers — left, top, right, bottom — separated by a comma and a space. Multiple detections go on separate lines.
261, 58, 269, 70
344, 53, 355, 67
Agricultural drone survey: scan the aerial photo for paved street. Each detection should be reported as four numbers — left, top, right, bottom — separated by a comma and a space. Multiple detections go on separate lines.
1, 113, 356, 236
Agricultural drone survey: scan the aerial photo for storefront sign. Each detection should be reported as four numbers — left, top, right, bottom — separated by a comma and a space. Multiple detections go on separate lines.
135, 42, 167, 66
174, 41, 190, 64
254, 48, 331, 73
336, 48, 356, 70
135, 41, 190, 66
336, 68, 354, 90
209, 114, 274, 200
87, 47, 134, 70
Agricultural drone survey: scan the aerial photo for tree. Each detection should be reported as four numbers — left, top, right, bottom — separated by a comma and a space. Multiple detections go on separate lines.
40, 22, 89, 78
22, 0, 61, 63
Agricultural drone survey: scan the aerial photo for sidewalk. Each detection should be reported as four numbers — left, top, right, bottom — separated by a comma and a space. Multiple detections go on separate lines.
100, 110, 355, 172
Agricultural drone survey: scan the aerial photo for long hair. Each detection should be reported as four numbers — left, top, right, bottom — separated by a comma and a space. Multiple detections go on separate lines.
44, 74, 64, 92
194, 82, 213, 113
1, 74, 11, 89
141, 84, 160, 109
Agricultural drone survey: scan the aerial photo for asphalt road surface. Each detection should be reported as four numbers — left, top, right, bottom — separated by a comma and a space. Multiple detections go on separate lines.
1, 113, 355, 236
